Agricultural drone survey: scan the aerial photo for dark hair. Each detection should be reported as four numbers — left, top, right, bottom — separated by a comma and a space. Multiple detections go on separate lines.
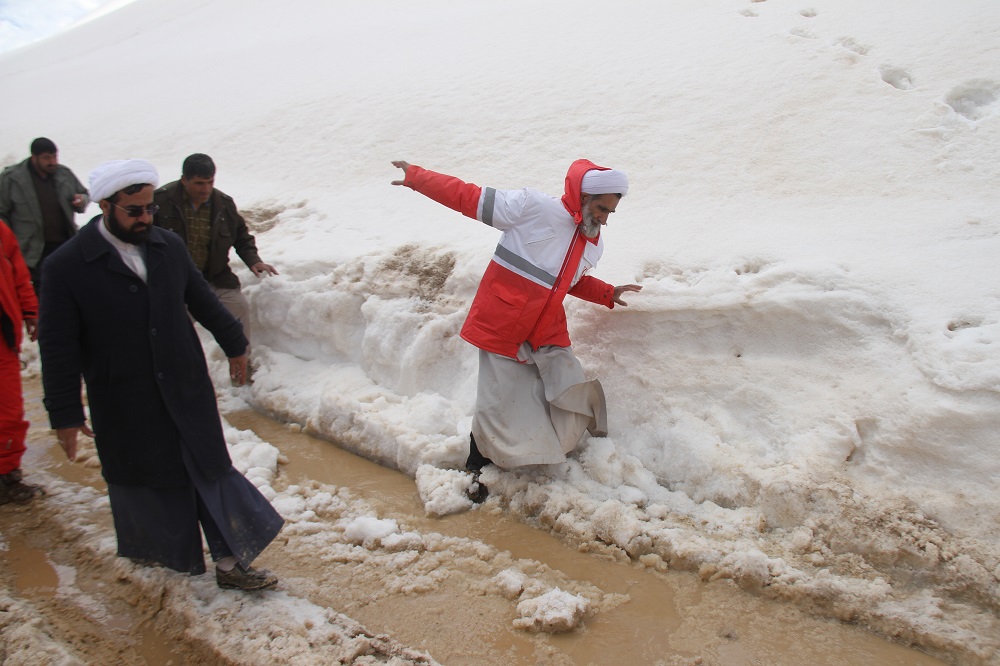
30, 137, 57, 155
108, 183, 152, 203
181, 153, 216, 179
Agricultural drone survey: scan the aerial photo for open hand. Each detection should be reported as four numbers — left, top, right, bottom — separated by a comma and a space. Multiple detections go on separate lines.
613, 284, 642, 307
229, 354, 249, 386
250, 262, 278, 278
390, 161, 411, 185
56, 423, 94, 462
24, 317, 38, 342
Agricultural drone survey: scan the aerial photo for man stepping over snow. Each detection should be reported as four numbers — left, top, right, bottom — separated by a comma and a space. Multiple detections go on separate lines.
391, 159, 641, 500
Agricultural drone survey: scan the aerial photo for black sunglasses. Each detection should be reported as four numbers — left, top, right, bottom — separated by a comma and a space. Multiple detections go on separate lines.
113, 203, 159, 218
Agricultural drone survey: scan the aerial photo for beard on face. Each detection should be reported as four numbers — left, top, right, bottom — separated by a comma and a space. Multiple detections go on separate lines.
580, 205, 601, 239
31, 158, 57, 176
106, 206, 152, 245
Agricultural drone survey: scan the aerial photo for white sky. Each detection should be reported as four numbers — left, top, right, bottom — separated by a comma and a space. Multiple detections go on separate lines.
0, 0, 132, 53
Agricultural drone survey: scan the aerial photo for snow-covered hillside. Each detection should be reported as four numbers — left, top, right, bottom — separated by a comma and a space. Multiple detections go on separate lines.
2, 0, 999, 661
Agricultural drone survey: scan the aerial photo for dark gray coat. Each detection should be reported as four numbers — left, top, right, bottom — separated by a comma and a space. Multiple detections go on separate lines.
39, 217, 248, 487
0, 158, 89, 267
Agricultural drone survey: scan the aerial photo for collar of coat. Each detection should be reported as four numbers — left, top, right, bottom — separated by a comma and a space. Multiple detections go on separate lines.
8, 157, 69, 185
78, 214, 168, 277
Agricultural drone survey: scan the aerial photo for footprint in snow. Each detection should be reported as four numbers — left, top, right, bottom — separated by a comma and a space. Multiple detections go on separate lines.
944, 80, 999, 121
835, 36, 871, 56
879, 65, 915, 90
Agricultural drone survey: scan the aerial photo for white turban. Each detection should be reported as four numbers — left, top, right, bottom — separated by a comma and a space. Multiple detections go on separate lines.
89, 159, 159, 202
581, 168, 629, 196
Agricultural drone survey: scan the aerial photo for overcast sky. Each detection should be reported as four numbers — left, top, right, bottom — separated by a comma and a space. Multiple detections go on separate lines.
0, 0, 131, 54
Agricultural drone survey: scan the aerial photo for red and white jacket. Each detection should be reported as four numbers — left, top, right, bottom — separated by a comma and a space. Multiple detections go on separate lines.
402, 160, 617, 360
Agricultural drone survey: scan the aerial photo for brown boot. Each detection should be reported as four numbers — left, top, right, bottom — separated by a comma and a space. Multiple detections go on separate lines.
216, 563, 278, 591
0, 469, 44, 505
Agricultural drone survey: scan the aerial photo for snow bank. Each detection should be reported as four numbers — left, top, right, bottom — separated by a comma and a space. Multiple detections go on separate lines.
4, 0, 1000, 660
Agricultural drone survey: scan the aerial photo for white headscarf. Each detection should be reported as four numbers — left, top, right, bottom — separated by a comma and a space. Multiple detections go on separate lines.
89, 159, 159, 202
581, 168, 629, 196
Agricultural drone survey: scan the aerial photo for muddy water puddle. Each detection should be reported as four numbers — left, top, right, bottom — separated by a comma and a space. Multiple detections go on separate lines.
226, 408, 946, 666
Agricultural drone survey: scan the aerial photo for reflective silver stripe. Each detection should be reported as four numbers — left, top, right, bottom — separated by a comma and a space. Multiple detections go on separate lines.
481, 187, 496, 226
494, 243, 557, 286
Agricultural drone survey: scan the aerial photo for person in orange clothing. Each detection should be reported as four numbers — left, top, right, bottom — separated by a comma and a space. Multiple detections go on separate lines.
391, 159, 641, 498
0, 219, 41, 504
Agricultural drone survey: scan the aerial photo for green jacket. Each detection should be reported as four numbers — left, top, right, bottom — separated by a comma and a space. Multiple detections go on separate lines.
0, 158, 89, 268
153, 181, 262, 290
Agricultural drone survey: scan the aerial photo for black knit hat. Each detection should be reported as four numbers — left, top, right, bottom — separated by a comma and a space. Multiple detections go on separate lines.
30, 137, 57, 155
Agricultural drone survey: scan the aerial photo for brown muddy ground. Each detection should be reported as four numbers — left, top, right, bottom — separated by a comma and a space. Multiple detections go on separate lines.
0, 377, 950, 665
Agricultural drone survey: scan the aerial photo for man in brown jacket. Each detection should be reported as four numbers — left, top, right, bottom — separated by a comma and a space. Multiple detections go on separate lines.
153, 154, 277, 357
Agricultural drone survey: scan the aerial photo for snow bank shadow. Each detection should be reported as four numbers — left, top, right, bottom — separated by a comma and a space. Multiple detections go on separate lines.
573, 259, 1000, 532
573, 259, 916, 500
245, 243, 481, 473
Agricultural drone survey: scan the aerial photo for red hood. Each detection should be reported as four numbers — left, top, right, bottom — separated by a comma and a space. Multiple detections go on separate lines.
560, 159, 609, 224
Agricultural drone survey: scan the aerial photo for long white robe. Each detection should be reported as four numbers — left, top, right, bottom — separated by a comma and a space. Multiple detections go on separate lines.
471, 343, 607, 468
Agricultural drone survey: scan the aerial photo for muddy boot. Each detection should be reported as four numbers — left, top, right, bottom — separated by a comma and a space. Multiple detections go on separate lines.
465, 433, 492, 473
0, 469, 44, 505
464, 434, 491, 503
463, 434, 492, 503
216, 563, 278, 591
467, 472, 489, 504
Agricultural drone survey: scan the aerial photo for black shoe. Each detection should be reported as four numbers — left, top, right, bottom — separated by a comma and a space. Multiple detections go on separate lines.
216, 563, 278, 591
0, 469, 43, 505
465, 433, 492, 473
466, 472, 489, 504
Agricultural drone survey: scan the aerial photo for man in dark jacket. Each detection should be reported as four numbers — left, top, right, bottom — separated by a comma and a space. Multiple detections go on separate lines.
153, 154, 277, 356
0, 137, 89, 292
39, 159, 283, 590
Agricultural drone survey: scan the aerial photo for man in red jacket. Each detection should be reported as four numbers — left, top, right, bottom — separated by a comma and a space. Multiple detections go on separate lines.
391, 159, 641, 496
0, 219, 41, 504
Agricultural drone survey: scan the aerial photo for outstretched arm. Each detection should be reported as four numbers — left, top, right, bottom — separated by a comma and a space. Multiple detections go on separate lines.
389, 160, 483, 220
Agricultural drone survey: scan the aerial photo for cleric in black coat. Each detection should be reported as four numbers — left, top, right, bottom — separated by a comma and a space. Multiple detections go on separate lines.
38, 159, 282, 587
41, 215, 243, 484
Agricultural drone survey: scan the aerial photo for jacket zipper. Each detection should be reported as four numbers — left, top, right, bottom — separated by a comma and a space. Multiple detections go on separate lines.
525, 227, 584, 351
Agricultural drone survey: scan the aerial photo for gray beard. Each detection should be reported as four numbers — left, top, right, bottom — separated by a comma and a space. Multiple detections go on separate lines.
580, 208, 600, 239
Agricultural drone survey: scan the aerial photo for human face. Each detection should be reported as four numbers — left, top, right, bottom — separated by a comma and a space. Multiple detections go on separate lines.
30, 152, 59, 177
581, 193, 620, 233
181, 175, 214, 207
101, 185, 155, 244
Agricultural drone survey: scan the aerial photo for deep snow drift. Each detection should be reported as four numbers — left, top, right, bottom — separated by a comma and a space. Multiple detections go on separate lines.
2, 0, 999, 661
